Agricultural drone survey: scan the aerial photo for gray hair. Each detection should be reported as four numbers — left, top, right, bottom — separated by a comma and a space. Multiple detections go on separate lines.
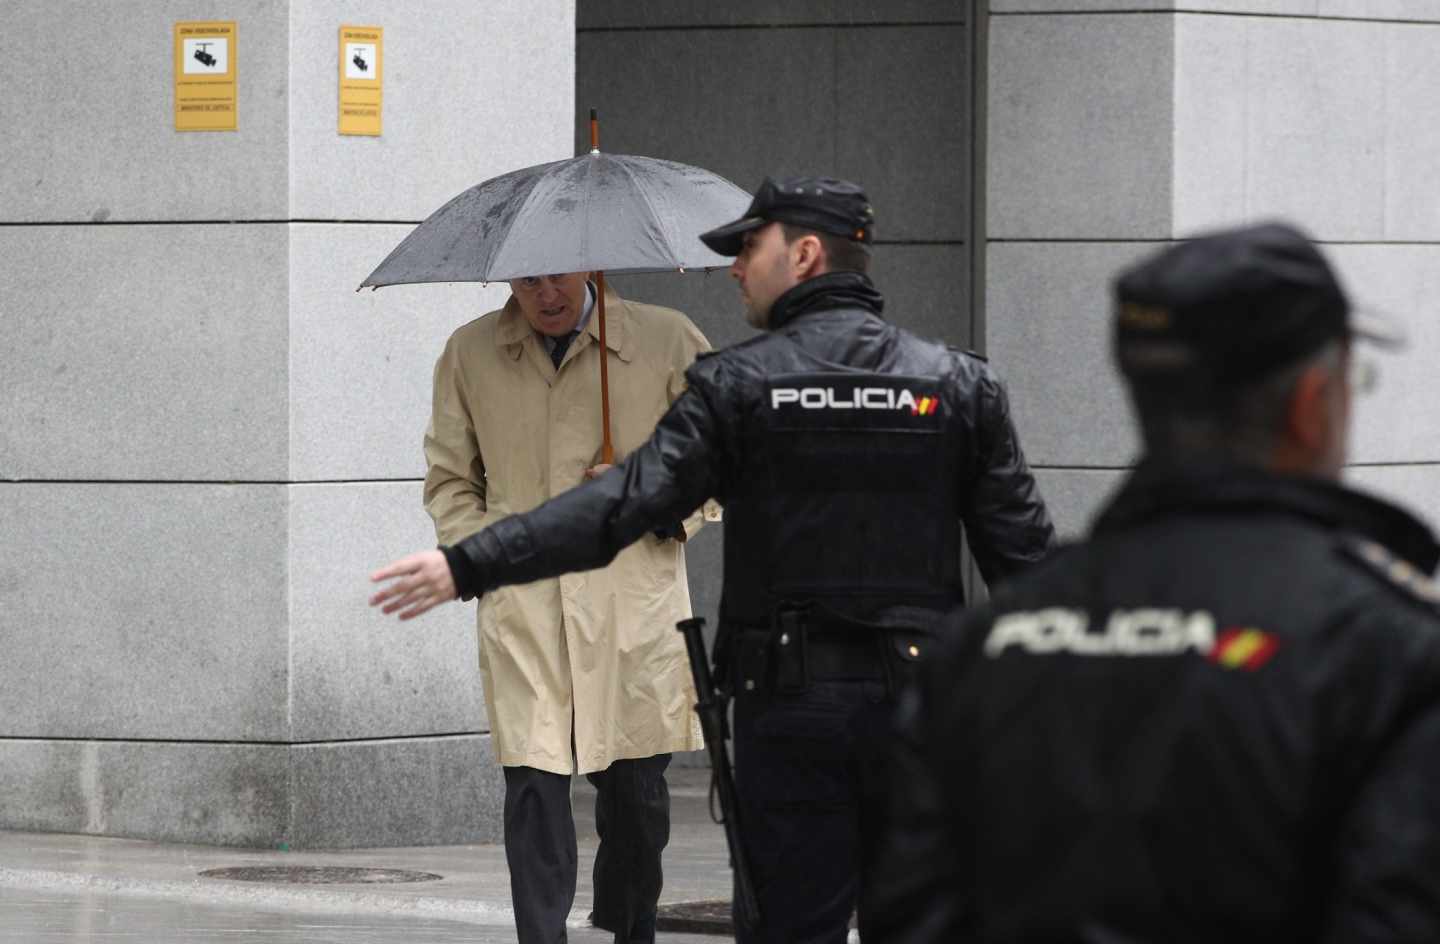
1125, 340, 1346, 466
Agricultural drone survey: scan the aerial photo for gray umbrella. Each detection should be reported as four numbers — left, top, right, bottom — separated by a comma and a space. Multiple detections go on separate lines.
358, 152, 750, 287
360, 118, 751, 466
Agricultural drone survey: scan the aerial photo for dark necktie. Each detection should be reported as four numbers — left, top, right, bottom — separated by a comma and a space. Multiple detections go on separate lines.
550, 330, 578, 369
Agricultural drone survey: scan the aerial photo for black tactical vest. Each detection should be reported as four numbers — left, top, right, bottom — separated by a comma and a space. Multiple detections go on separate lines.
721, 365, 965, 632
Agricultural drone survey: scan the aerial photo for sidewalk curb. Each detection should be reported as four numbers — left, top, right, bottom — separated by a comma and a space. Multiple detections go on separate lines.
0, 866, 591, 929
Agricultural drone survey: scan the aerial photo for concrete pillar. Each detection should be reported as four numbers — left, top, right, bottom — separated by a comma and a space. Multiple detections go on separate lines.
1, 0, 574, 848
986, 1, 1440, 537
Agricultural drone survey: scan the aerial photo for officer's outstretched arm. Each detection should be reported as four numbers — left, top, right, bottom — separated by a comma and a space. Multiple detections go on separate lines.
961, 367, 1058, 585
446, 386, 724, 598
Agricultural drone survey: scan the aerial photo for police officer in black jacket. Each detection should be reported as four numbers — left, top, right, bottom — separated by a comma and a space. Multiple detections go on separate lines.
371, 176, 1056, 943
867, 222, 1440, 944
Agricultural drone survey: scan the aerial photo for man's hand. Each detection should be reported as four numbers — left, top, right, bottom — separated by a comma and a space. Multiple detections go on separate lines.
583, 463, 614, 480
369, 550, 458, 621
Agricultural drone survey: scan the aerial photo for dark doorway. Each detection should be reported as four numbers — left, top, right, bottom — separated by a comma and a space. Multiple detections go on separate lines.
576, 2, 985, 623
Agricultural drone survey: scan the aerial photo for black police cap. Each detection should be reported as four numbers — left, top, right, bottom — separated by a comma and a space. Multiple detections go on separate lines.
699, 176, 875, 257
1113, 221, 1402, 383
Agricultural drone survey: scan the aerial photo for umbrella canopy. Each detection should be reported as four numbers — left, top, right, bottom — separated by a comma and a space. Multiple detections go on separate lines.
359, 152, 751, 288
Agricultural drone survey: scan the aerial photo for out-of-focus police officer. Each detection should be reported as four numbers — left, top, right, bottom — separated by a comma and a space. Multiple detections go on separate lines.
369, 176, 1057, 943
867, 222, 1440, 944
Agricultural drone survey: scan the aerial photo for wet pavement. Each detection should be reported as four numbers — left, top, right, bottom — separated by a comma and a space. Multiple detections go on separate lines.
0, 767, 736, 943
0, 889, 728, 943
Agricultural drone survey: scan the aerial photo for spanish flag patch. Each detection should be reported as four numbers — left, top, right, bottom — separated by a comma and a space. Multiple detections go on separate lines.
1208, 627, 1280, 671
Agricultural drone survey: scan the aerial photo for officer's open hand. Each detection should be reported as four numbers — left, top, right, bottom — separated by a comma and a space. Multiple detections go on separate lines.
584, 463, 613, 480
369, 550, 457, 621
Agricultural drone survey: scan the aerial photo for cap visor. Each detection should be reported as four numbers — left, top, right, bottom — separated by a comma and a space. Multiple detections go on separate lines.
1352, 304, 1407, 350
698, 216, 766, 257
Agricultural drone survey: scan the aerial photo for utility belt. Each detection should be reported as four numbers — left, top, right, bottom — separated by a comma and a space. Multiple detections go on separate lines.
723, 605, 932, 697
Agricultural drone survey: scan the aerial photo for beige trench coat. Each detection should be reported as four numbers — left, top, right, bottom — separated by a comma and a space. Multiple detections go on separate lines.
424, 285, 710, 775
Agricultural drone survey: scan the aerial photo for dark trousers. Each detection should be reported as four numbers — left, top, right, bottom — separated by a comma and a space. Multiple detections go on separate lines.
732, 678, 892, 944
503, 754, 672, 944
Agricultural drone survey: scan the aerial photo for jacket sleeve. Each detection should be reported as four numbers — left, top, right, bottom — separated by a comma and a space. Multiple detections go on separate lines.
451, 382, 725, 595
1322, 641, 1440, 943
422, 337, 489, 547
960, 364, 1057, 586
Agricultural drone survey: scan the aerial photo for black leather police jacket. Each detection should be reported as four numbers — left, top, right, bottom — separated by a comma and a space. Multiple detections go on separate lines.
867, 462, 1440, 944
447, 272, 1056, 622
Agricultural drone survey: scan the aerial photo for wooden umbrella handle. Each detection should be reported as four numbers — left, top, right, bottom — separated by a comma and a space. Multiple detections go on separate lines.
597, 271, 614, 465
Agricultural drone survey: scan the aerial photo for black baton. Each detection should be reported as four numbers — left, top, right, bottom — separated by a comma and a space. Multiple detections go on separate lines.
676, 617, 762, 933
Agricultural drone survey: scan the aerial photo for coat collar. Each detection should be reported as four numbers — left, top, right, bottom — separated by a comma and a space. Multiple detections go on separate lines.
493, 282, 633, 364
767, 271, 885, 331
1095, 460, 1440, 573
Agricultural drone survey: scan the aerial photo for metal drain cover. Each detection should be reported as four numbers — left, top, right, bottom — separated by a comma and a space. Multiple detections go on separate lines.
200, 866, 443, 885
656, 901, 858, 935
655, 899, 733, 935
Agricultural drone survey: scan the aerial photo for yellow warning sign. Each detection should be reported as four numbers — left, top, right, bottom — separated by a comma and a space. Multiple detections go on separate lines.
339, 26, 383, 136
174, 21, 237, 132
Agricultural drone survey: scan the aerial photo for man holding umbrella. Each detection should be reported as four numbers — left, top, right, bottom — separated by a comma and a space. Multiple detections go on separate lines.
423, 266, 712, 944
373, 176, 1056, 942
361, 129, 747, 944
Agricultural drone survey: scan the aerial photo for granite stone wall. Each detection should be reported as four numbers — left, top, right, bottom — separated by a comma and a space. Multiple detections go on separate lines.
8, 0, 1434, 848
0, 0, 575, 847
987, 1, 1440, 538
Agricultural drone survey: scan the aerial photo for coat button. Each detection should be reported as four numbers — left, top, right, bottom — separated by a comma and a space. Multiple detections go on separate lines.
908, 644, 920, 658
779, 633, 790, 646
744, 679, 755, 691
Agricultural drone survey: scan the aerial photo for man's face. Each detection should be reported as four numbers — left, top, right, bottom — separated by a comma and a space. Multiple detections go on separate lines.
730, 222, 800, 330
509, 272, 590, 337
